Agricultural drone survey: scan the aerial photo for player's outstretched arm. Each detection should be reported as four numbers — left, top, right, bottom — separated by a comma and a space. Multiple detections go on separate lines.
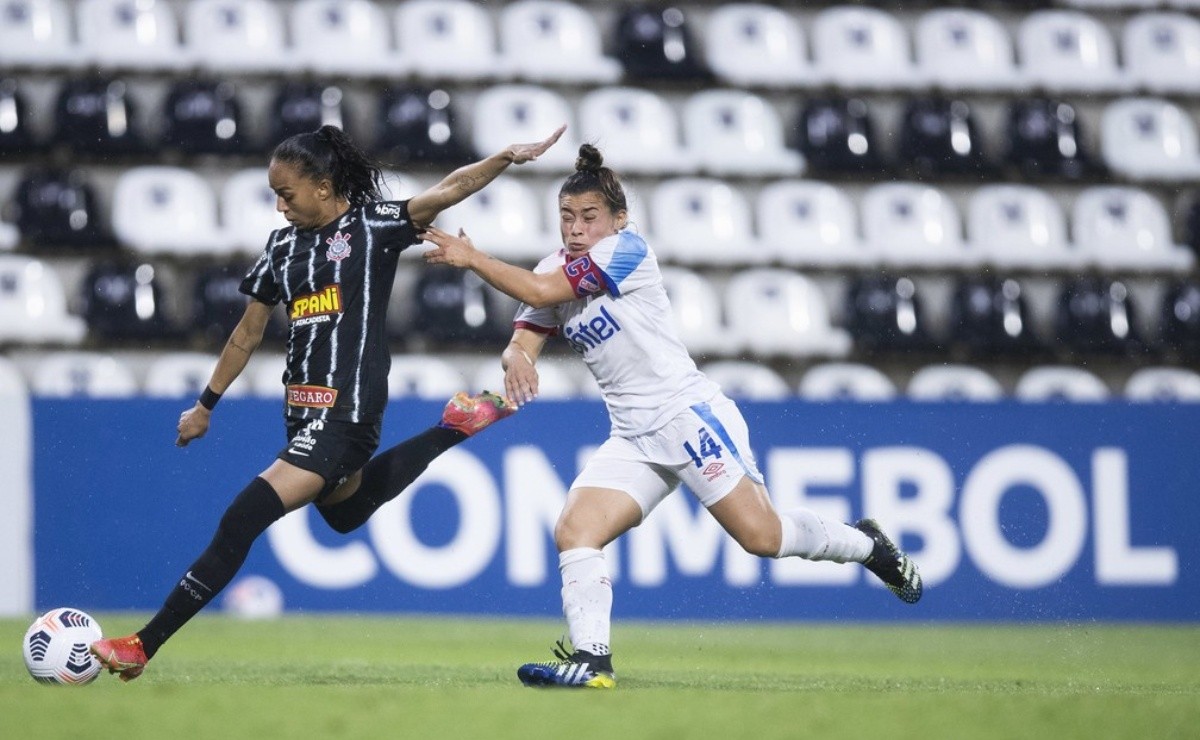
406, 125, 566, 228
423, 226, 576, 308
176, 300, 272, 447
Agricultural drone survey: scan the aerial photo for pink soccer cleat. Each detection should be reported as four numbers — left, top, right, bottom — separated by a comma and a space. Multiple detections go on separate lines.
438, 391, 517, 436
90, 634, 149, 682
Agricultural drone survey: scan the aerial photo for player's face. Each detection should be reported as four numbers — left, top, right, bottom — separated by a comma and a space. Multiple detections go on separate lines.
268, 159, 335, 231
559, 191, 627, 259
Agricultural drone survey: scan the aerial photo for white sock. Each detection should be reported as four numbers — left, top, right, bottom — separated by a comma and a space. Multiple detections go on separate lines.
775, 508, 873, 563
559, 548, 612, 657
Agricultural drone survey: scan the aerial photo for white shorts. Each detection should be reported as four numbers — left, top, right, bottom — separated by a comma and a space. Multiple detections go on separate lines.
571, 394, 764, 519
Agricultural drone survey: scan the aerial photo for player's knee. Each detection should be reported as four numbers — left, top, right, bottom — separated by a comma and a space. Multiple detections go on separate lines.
736, 528, 781, 559
553, 515, 596, 551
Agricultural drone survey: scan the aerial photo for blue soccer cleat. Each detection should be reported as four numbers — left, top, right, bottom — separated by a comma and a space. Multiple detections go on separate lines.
517, 641, 616, 689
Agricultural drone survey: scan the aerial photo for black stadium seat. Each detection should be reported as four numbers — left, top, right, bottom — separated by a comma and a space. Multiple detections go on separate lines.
266, 82, 352, 153
375, 86, 473, 167
1004, 98, 1097, 180
898, 97, 992, 178
192, 263, 287, 347
53, 76, 145, 157
410, 266, 507, 346
793, 96, 885, 176
1055, 277, 1147, 358
161, 79, 251, 156
846, 274, 935, 353
948, 276, 1043, 358
0, 79, 38, 156
81, 261, 182, 341
10, 169, 114, 251
1159, 280, 1200, 361
613, 5, 711, 83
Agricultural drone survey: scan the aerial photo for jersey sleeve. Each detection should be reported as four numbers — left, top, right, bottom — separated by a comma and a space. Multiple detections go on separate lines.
239, 232, 283, 305
367, 200, 422, 253
561, 231, 653, 299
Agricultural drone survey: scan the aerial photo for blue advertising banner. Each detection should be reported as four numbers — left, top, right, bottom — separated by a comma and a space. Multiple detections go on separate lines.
32, 398, 1198, 621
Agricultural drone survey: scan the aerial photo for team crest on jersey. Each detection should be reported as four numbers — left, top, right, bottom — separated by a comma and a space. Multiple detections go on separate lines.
326, 230, 352, 262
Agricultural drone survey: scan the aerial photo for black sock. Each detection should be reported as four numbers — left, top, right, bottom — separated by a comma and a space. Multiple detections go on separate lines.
317, 426, 465, 534
138, 477, 285, 659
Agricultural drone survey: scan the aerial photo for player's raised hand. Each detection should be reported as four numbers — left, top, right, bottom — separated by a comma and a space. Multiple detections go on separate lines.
508, 124, 566, 165
423, 226, 479, 268
176, 403, 212, 447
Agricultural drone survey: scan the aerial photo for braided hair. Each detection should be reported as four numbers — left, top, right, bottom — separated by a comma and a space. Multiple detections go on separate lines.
271, 125, 384, 208
559, 144, 627, 216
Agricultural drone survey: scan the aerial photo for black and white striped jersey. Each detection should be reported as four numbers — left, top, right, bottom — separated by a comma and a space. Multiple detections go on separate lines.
240, 200, 421, 424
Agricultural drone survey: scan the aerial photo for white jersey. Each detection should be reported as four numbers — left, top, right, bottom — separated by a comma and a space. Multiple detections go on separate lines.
514, 230, 720, 436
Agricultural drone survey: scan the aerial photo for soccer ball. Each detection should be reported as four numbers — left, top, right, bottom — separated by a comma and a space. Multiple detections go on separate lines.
22, 608, 104, 685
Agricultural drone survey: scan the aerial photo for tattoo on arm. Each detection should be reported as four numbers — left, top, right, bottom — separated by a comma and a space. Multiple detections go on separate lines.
454, 173, 480, 192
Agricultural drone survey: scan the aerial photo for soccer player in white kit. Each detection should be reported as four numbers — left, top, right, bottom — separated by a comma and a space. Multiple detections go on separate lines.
422, 143, 922, 689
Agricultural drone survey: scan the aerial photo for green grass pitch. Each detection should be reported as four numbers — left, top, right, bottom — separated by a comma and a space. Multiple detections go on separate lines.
2, 615, 1196, 739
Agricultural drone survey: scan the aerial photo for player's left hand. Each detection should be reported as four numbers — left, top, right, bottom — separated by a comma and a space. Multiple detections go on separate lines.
422, 226, 478, 268
508, 124, 565, 164
176, 403, 211, 447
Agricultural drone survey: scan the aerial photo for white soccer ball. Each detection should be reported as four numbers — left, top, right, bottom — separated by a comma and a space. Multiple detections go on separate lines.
22, 608, 104, 686
222, 575, 284, 619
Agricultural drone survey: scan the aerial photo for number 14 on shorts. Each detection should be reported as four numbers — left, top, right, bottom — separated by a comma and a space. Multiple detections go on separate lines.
683, 428, 724, 468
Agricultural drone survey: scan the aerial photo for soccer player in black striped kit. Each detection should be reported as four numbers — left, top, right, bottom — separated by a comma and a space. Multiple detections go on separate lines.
90, 123, 564, 681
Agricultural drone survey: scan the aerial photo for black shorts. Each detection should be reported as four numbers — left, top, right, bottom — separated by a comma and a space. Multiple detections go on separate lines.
278, 418, 382, 502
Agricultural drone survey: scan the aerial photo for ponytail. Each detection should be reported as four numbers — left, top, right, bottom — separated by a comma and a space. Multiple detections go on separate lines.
271, 125, 384, 207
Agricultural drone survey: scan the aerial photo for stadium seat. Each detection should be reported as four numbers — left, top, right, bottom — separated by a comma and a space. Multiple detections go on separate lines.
612, 5, 711, 82
76, 0, 184, 71
266, 82, 351, 155
11, 169, 112, 250
185, 0, 290, 74
907, 364, 1004, 402
1014, 366, 1110, 402
221, 168, 288, 253
724, 269, 852, 358
29, 352, 138, 398
388, 354, 469, 399
658, 267, 728, 357
577, 88, 696, 176
112, 166, 228, 256
81, 261, 181, 341
0, 79, 39, 155
161, 79, 251, 156
394, 0, 504, 81
649, 178, 760, 266
792, 96, 885, 176
499, 1, 621, 84
845, 274, 935, 354
756, 180, 869, 269
811, 6, 919, 89
704, 4, 811, 88
682, 90, 803, 178
1004, 98, 1097, 180
290, 0, 397, 78
948, 276, 1043, 358
433, 177, 554, 263
52, 76, 145, 157
1123, 13, 1200, 94
412, 266, 508, 345
1160, 280, 1200, 360
192, 263, 287, 347
1018, 11, 1125, 93
470, 85, 578, 173
1101, 98, 1200, 182
968, 185, 1082, 270
700, 360, 791, 401
0, 0, 77, 69
861, 182, 975, 269
144, 352, 251, 398
376, 86, 473, 167
915, 8, 1020, 91
472, 356, 579, 399
897, 97, 993, 178
1072, 187, 1194, 272
798, 362, 897, 401
1055, 277, 1146, 357
0, 255, 86, 344
1124, 366, 1200, 402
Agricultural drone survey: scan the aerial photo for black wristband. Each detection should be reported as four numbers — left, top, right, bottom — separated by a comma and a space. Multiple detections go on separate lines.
198, 386, 222, 411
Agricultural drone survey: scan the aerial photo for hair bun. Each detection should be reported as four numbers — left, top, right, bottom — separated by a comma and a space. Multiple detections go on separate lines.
575, 144, 604, 173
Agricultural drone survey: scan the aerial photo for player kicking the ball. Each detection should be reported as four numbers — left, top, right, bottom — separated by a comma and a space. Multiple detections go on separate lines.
421, 142, 922, 689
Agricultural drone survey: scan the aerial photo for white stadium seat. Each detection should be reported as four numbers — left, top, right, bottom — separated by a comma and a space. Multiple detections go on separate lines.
144, 352, 251, 398
1072, 187, 1194, 272
812, 6, 919, 89
799, 362, 897, 401
682, 90, 804, 178
221, 168, 289, 253
499, 1, 621, 84
113, 167, 228, 256
30, 352, 138, 398
77, 0, 185, 71
388, 354, 468, 399
724, 269, 852, 358
756, 180, 869, 269
0, 255, 86, 345
185, 0, 290, 74
650, 178, 761, 266
434, 177, 554, 263
862, 182, 975, 269
916, 9, 1020, 91
705, 4, 812, 89
471, 85, 578, 173
577, 88, 696, 176
701, 360, 791, 400
291, 0, 398, 77
0, 0, 77, 68
907, 364, 1004, 402
395, 0, 504, 81
1123, 13, 1200, 94
968, 185, 1082, 271
1124, 367, 1200, 402
1018, 11, 1126, 93
658, 267, 729, 357
1101, 98, 1200, 182
1014, 366, 1109, 402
